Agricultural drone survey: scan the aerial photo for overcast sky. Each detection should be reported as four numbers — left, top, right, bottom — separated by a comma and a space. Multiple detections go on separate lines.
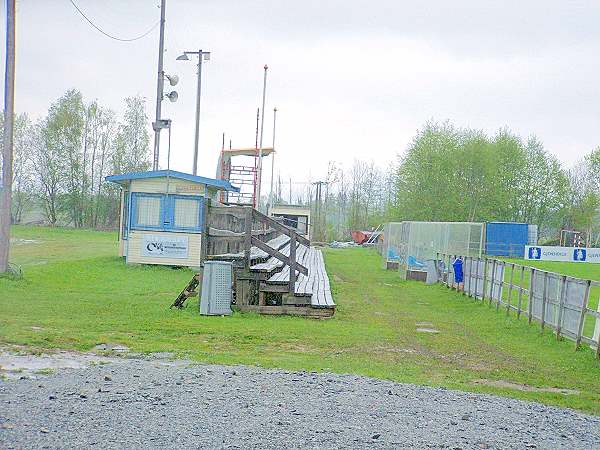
2, 0, 600, 189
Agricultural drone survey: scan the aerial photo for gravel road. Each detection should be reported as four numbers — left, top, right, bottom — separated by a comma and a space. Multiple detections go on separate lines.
1, 356, 599, 449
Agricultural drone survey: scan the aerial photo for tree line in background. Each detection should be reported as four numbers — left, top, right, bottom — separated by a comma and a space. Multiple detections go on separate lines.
5, 92, 599, 246
2, 90, 151, 228
301, 121, 599, 245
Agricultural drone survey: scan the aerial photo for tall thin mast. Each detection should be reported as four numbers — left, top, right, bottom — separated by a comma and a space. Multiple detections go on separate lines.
152, 0, 167, 170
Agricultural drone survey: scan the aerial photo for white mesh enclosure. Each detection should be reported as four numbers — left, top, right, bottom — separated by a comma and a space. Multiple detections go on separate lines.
382, 221, 484, 270
382, 222, 404, 267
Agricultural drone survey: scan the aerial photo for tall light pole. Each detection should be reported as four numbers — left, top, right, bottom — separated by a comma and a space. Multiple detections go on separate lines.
152, 0, 167, 171
177, 49, 211, 175
256, 64, 268, 210
0, 0, 16, 274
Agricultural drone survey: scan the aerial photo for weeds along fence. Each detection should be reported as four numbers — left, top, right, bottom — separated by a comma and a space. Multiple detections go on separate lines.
437, 253, 600, 358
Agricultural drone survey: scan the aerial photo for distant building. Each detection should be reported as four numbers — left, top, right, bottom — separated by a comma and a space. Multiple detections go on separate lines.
269, 204, 310, 240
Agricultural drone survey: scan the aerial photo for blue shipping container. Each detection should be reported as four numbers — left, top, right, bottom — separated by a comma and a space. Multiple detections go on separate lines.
485, 222, 529, 257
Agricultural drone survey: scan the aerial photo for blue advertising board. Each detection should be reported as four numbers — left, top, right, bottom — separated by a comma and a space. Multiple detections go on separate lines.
485, 222, 529, 257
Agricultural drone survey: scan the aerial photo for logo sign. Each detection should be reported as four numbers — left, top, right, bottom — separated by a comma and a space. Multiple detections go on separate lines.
528, 247, 542, 259
142, 234, 189, 259
524, 246, 600, 263
573, 248, 586, 262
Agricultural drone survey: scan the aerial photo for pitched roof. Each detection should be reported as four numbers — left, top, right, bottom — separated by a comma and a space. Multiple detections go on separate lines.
105, 170, 240, 192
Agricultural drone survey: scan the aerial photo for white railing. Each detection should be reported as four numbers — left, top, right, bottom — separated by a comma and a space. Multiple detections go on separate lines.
437, 253, 600, 357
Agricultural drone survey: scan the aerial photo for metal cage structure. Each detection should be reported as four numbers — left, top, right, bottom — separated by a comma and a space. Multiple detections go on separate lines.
383, 221, 484, 274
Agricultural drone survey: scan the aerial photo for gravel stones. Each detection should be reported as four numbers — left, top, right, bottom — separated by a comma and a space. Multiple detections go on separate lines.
1, 358, 599, 449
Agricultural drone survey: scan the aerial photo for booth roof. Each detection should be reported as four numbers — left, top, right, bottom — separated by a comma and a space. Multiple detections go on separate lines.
105, 170, 240, 192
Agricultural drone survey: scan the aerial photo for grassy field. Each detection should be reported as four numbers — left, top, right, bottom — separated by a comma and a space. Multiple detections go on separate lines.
1, 226, 600, 414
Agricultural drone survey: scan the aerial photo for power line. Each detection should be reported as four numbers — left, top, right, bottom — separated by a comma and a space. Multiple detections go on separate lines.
69, 0, 159, 42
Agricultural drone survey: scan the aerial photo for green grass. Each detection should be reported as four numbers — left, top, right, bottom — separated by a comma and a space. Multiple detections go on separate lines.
1, 226, 600, 414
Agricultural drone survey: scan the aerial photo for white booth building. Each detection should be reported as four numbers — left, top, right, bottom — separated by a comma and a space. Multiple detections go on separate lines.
105, 170, 239, 267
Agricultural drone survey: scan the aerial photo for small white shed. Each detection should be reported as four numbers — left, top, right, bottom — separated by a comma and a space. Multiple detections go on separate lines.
269, 204, 311, 240
105, 170, 239, 267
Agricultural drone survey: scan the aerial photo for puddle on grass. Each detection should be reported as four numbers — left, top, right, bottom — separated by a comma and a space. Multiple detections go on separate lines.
0, 346, 185, 380
10, 238, 42, 246
471, 379, 580, 395
416, 327, 440, 334
0, 351, 118, 380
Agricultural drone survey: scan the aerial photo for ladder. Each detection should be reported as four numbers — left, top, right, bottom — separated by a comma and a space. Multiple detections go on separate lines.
170, 274, 200, 309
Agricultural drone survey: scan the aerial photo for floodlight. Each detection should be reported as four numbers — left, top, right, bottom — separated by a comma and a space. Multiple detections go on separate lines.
166, 91, 178, 102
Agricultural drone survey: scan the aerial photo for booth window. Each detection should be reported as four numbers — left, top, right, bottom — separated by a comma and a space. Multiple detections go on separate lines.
173, 197, 201, 230
135, 195, 162, 228
130, 193, 203, 233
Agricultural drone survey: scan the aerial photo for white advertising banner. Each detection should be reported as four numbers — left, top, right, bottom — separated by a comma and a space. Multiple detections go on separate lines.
524, 245, 600, 263
141, 234, 189, 259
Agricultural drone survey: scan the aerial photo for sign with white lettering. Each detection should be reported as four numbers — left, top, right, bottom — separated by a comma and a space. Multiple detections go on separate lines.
142, 234, 189, 259
524, 245, 600, 263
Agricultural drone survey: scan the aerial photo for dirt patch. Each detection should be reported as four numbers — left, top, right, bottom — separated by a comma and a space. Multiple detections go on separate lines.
332, 274, 344, 283
472, 379, 580, 395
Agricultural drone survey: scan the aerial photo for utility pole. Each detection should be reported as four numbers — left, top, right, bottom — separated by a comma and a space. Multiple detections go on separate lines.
312, 181, 329, 242
256, 65, 268, 210
0, 0, 16, 274
268, 107, 277, 213
152, 0, 167, 171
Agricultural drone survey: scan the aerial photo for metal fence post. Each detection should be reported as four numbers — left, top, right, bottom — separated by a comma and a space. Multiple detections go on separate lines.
482, 258, 488, 303
575, 280, 591, 349
488, 259, 496, 307
541, 271, 548, 330
506, 263, 515, 316
556, 275, 567, 340
528, 268, 535, 325
474, 257, 481, 300
517, 265, 525, 319
496, 261, 504, 311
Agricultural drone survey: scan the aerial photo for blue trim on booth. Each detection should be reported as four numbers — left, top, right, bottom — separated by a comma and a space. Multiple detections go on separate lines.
129, 192, 205, 233
105, 170, 239, 192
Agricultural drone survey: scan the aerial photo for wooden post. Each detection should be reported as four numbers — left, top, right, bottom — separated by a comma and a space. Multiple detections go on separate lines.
575, 280, 591, 349
528, 268, 535, 325
517, 265, 525, 319
197, 198, 210, 309
506, 263, 515, 316
556, 275, 567, 340
541, 271, 548, 330
244, 208, 252, 270
0, 0, 16, 274
289, 233, 297, 295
